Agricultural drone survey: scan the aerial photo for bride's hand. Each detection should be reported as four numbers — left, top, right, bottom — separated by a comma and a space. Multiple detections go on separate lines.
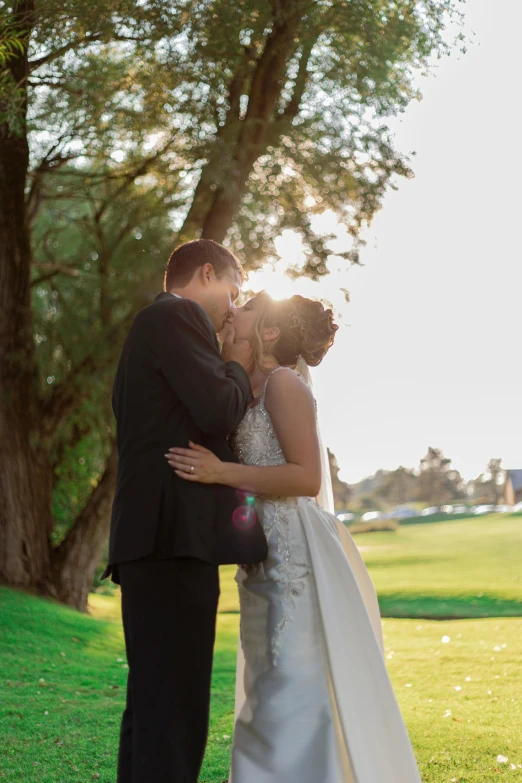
165, 441, 225, 484
218, 320, 235, 345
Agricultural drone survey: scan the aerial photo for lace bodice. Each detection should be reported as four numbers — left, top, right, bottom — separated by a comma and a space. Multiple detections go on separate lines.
231, 366, 313, 663
231, 367, 288, 469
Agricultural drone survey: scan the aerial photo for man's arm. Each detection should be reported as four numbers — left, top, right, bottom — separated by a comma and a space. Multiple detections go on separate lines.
166, 369, 321, 497
156, 299, 252, 436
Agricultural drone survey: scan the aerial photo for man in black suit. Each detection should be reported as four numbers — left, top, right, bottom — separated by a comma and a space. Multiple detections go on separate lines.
102, 238, 267, 783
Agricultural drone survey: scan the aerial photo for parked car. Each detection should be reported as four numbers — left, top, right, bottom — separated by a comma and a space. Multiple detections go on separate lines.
452, 505, 470, 514
336, 510, 356, 523
513, 501, 522, 512
421, 506, 440, 516
391, 507, 419, 520
495, 505, 513, 513
472, 504, 496, 515
361, 511, 381, 523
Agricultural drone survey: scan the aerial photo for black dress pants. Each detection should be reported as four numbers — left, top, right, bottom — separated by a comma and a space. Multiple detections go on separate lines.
116, 558, 220, 783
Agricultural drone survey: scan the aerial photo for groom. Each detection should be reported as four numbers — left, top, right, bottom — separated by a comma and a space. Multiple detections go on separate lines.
102, 238, 268, 783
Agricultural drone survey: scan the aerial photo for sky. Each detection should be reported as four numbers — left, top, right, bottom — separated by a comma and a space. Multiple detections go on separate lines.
246, 0, 522, 485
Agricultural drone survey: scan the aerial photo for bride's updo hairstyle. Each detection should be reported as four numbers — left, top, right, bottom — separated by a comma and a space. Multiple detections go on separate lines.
251, 292, 338, 369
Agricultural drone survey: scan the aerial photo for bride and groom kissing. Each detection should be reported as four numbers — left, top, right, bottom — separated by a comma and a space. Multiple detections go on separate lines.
103, 238, 422, 782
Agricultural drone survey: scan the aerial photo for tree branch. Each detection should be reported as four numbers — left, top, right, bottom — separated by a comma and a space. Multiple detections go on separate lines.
29, 34, 103, 71
31, 262, 80, 286
26, 142, 77, 224
280, 37, 315, 121
48, 439, 119, 610
28, 78, 68, 87
29, 30, 155, 72
51, 416, 102, 474
265, 35, 316, 149
40, 307, 138, 437
199, 5, 306, 240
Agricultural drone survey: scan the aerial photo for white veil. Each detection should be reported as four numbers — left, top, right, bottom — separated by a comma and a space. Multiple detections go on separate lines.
295, 354, 383, 647
295, 356, 335, 514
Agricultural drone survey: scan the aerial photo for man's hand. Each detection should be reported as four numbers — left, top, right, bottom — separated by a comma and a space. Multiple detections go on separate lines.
220, 325, 254, 374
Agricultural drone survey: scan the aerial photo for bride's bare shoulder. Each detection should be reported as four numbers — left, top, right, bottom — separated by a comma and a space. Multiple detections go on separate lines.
264, 366, 314, 408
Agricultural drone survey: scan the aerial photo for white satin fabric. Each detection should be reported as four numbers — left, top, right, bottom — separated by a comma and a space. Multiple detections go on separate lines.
229, 367, 421, 783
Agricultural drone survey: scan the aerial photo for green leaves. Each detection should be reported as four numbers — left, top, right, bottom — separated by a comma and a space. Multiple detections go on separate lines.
0, 18, 29, 64
17, 0, 467, 277
0, 11, 31, 134
0, 0, 466, 603
23, 0, 465, 527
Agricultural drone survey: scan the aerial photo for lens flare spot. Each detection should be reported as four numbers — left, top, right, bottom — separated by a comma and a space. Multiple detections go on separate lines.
232, 505, 258, 531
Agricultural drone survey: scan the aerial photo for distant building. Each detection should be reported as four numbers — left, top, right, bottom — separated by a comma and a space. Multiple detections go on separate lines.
505, 470, 522, 505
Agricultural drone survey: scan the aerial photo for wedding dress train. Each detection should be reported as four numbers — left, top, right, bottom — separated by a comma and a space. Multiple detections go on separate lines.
229, 366, 422, 783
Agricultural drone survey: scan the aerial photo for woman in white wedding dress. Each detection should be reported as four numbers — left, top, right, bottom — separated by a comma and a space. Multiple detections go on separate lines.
166, 293, 422, 783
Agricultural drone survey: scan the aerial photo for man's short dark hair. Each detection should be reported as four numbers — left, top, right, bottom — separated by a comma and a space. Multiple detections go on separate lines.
164, 238, 245, 290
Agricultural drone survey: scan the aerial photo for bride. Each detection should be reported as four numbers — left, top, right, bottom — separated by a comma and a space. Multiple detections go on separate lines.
166, 292, 422, 783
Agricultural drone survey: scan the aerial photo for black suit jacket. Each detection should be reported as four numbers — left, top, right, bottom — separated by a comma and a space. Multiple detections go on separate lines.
103, 292, 267, 577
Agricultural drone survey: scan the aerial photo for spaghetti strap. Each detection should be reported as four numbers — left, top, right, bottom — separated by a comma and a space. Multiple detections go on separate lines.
259, 366, 295, 406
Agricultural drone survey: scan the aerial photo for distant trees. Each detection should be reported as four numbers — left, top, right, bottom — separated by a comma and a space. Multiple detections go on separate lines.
470, 458, 505, 504
348, 447, 474, 510
416, 447, 465, 505
376, 466, 418, 506
327, 449, 352, 510
341, 449, 513, 513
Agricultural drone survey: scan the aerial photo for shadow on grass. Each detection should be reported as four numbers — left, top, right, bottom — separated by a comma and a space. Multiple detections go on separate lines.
0, 585, 121, 652
366, 554, 442, 569
378, 592, 522, 619
398, 511, 522, 526
398, 512, 475, 526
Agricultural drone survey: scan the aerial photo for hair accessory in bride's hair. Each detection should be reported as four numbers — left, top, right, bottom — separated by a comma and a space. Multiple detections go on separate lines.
289, 312, 306, 333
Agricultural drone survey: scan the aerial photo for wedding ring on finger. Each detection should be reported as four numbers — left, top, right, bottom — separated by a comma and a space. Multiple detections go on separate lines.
190, 465, 194, 474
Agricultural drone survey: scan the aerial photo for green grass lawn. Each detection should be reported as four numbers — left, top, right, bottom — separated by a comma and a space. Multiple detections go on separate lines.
1, 514, 521, 782
363, 513, 522, 618
1, 588, 521, 782
219, 514, 522, 618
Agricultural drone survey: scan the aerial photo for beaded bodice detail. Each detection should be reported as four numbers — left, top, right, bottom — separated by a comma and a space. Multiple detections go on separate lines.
231, 368, 288, 469
231, 366, 312, 664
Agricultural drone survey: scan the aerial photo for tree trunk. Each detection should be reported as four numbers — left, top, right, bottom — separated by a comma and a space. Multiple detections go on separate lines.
0, 411, 54, 587
180, 2, 308, 244
0, 0, 52, 588
46, 441, 119, 611
0, 3, 116, 611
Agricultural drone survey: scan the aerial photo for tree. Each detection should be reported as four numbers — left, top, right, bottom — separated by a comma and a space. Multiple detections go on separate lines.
349, 469, 389, 511
416, 447, 465, 505
327, 448, 352, 510
485, 458, 504, 504
0, 0, 465, 609
470, 458, 504, 504
376, 466, 418, 506
0, 2, 191, 609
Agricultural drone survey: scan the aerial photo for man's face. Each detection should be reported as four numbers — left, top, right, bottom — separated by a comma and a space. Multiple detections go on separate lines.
204, 269, 241, 332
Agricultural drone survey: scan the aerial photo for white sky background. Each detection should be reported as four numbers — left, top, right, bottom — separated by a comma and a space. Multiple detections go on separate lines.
246, 0, 522, 485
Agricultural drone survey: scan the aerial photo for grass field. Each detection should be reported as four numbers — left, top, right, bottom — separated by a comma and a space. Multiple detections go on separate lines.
219, 513, 522, 618
1, 514, 522, 782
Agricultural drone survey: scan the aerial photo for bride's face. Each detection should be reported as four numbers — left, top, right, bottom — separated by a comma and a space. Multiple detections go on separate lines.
229, 297, 260, 342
